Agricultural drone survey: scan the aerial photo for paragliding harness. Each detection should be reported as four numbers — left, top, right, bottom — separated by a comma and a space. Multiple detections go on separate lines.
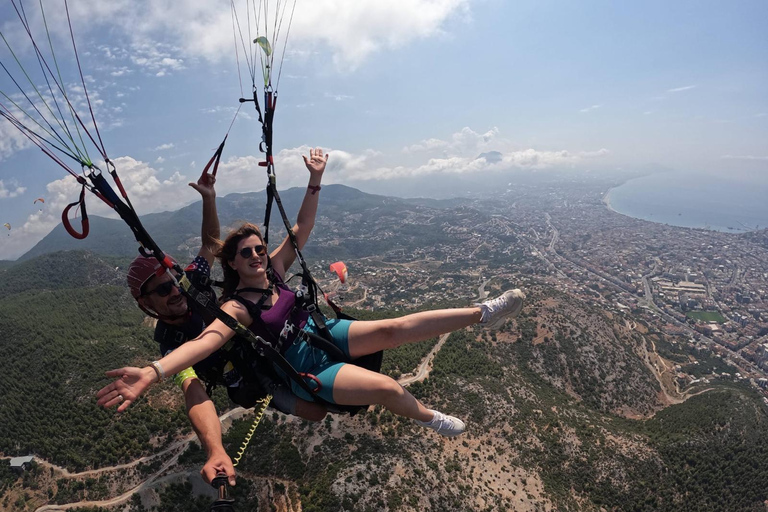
227, 267, 382, 413
238, 80, 383, 413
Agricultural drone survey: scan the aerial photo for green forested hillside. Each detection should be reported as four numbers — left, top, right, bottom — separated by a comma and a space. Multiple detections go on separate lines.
211, 329, 768, 512
0, 253, 188, 471
0, 251, 129, 300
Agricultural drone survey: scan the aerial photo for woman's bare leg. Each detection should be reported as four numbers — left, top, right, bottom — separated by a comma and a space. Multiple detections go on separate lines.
346, 289, 525, 359
331, 364, 433, 421
346, 307, 481, 359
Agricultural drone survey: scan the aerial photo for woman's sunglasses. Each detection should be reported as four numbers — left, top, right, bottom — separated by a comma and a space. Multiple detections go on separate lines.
239, 245, 267, 259
142, 280, 177, 298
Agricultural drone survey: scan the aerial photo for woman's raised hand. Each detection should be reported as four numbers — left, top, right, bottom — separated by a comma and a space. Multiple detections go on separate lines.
303, 147, 328, 177
96, 366, 157, 413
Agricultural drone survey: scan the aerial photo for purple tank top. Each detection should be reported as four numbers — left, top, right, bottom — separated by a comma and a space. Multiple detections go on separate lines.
244, 276, 309, 350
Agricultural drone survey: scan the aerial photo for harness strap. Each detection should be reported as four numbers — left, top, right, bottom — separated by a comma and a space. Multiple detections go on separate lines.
263, 180, 275, 244
235, 285, 273, 296
297, 327, 349, 363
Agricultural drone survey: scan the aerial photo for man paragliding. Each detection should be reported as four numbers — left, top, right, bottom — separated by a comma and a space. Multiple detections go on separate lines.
3, 223, 10, 235
329, 261, 348, 284
34, 197, 45, 211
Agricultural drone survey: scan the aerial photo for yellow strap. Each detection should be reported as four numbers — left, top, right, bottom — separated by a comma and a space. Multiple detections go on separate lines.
232, 394, 272, 468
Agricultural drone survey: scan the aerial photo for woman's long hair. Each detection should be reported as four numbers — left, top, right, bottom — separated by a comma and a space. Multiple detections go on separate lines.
215, 222, 265, 300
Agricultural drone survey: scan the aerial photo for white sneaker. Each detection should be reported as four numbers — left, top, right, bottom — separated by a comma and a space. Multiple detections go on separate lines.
415, 410, 466, 437
479, 289, 525, 329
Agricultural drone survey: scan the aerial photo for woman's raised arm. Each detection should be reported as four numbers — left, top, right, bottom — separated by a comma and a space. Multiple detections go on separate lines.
269, 147, 327, 277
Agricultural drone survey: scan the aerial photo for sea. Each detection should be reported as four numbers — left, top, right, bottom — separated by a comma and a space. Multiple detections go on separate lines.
605, 172, 768, 233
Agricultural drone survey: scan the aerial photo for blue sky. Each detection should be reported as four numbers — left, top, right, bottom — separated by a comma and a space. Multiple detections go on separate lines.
0, 0, 766, 259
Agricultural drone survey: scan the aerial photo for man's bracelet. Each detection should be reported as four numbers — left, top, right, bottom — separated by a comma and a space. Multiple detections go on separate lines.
150, 361, 165, 382
308, 185, 321, 195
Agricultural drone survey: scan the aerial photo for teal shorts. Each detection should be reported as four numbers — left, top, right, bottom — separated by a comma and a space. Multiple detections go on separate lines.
280, 317, 353, 404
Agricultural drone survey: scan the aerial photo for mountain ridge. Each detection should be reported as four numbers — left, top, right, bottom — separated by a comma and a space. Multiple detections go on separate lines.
17, 184, 471, 263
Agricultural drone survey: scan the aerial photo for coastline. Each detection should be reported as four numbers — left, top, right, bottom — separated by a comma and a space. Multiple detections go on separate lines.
602, 187, 617, 214
601, 174, 766, 234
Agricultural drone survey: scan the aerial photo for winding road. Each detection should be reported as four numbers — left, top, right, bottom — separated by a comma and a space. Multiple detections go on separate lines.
33, 407, 250, 512
398, 333, 451, 386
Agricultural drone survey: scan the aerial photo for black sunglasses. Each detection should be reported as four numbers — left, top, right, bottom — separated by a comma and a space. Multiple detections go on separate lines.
239, 245, 267, 259
142, 280, 177, 298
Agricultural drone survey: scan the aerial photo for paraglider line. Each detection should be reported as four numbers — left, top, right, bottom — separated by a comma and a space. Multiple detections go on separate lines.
274, 0, 297, 90
6, 0, 92, 163
0, 56, 83, 161
65, 0, 108, 161
230, 1, 245, 97
36, 0, 94, 165
231, 0, 257, 86
0, 105, 86, 170
18, 0, 86, 162
5, 0, 104, 164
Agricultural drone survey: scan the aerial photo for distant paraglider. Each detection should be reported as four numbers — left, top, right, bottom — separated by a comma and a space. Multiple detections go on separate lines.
34, 197, 45, 212
329, 261, 348, 284
3, 223, 10, 236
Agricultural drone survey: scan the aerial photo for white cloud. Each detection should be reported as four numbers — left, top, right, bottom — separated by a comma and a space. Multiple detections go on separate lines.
30, 0, 471, 71
110, 67, 132, 77
403, 138, 449, 153
0, 179, 27, 199
154, 143, 175, 151
163, 171, 186, 185
325, 93, 354, 102
333, 146, 609, 182
579, 104, 601, 113
0, 118, 33, 160
130, 41, 185, 75
156, 156, 166, 163
395, 127, 609, 179
667, 85, 697, 93
721, 155, 768, 161
403, 127, 499, 154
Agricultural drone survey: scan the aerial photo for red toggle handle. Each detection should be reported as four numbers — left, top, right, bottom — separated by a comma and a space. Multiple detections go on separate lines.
61, 186, 89, 240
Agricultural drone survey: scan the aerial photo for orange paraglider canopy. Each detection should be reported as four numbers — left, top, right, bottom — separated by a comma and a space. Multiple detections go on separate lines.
329, 261, 348, 284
